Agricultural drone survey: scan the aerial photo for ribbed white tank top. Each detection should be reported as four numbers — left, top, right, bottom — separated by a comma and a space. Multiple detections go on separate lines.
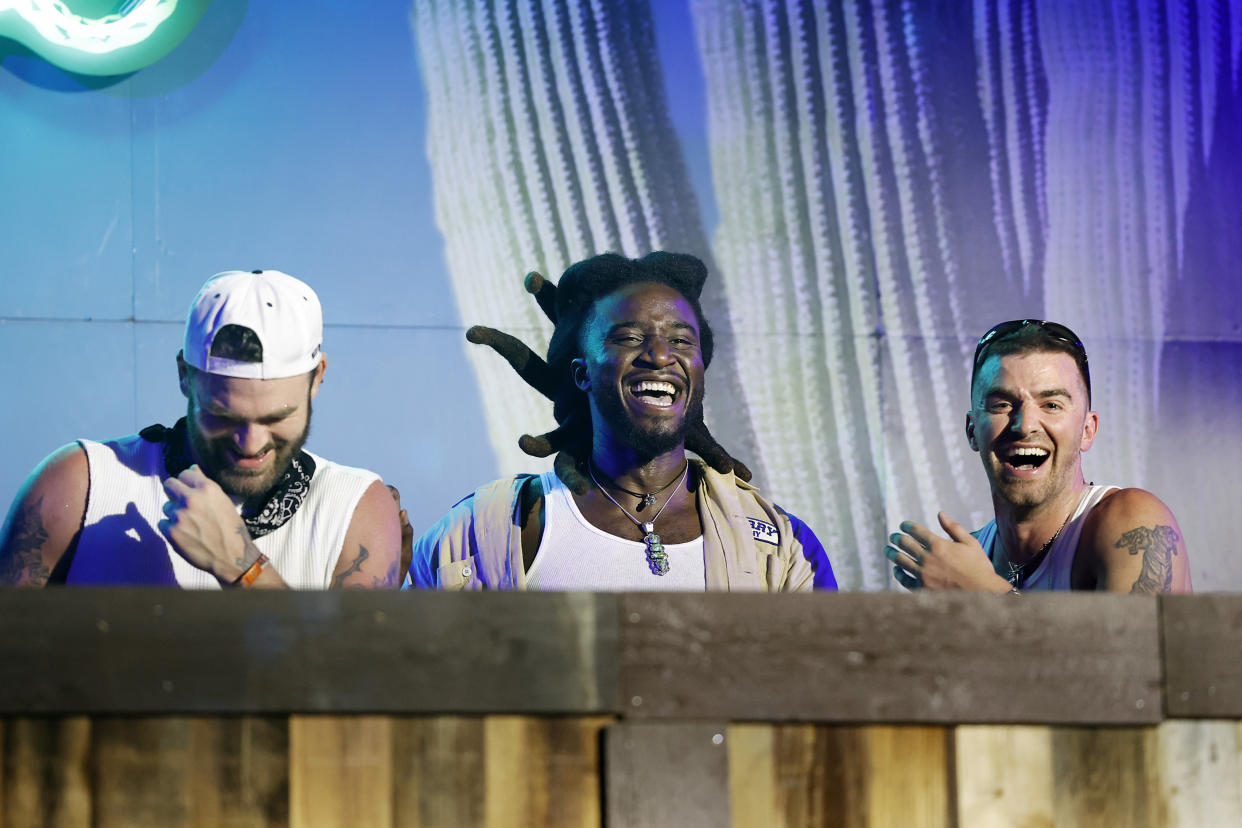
527, 471, 706, 591
976, 484, 1119, 590
73, 434, 377, 588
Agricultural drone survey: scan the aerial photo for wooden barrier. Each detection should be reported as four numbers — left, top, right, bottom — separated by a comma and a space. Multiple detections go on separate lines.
0, 590, 1237, 826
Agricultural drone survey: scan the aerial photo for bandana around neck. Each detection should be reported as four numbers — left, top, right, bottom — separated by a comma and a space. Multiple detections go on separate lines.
140, 418, 316, 539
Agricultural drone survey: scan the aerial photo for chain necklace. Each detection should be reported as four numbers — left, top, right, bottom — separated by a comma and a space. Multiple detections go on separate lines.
587, 459, 690, 576
1004, 495, 1080, 587
588, 459, 685, 510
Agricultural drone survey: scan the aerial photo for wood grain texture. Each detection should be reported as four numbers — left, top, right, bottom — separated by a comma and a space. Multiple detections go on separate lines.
726, 725, 950, 827
620, 593, 1162, 723
605, 722, 731, 828
289, 715, 393, 827
1149, 720, 1242, 826
954, 725, 1055, 827
1162, 594, 1242, 717
1, 717, 91, 828
0, 590, 618, 714
1050, 727, 1160, 826
90, 717, 288, 828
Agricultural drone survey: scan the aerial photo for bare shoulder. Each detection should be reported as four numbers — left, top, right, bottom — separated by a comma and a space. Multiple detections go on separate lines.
0, 443, 90, 586
332, 478, 402, 589
1083, 487, 1191, 593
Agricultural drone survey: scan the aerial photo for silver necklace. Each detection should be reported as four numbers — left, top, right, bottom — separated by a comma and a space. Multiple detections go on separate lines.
587, 460, 690, 576
1004, 502, 1076, 586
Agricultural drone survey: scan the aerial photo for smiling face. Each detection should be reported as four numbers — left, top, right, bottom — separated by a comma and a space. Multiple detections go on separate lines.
572, 281, 705, 459
179, 360, 323, 500
967, 350, 1098, 513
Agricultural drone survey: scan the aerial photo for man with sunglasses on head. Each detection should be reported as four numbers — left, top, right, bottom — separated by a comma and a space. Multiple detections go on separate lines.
885, 320, 1192, 594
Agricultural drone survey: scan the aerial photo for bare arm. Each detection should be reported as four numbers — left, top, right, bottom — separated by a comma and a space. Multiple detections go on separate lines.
1081, 488, 1192, 594
330, 480, 402, 589
0, 444, 88, 586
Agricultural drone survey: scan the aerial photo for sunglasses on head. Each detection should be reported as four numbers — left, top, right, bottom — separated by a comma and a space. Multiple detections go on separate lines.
972, 319, 1090, 394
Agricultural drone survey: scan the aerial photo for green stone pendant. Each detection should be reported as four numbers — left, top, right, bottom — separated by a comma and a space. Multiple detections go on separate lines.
642, 522, 669, 576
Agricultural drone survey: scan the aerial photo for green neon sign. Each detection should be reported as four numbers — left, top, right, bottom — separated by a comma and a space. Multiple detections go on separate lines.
0, 0, 209, 76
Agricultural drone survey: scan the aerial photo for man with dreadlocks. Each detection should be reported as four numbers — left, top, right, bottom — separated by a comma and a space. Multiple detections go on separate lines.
407, 252, 837, 591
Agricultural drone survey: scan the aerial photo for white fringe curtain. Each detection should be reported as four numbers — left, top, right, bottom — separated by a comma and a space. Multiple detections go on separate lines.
412, 0, 727, 475
690, 0, 1020, 588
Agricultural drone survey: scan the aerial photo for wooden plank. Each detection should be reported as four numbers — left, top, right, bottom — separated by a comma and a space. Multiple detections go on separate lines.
391, 717, 485, 827
91, 718, 195, 827
391, 715, 612, 827
725, 724, 950, 827
1, 717, 92, 828
481, 716, 608, 828
620, 593, 1162, 723
1149, 720, 1242, 826
1050, 727, 1159, 827
0, 590, 618, 714
186, 718, 289, 828
605, 722, 730, 828
1162, 594, 1242, 717
954, 726, 1055, 827
862, 726, 950, 828
289, 715, 392, 827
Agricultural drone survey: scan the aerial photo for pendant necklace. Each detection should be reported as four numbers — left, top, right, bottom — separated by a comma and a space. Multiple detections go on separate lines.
587, 459, 690, 576
1004, 496, 1079, 587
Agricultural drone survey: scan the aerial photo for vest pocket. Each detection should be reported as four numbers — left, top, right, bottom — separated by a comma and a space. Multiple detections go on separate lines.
437, 554, 480, 590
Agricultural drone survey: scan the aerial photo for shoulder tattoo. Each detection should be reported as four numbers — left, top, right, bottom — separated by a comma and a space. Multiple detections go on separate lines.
1115, 524, 1180, 594
0, 496, 53, 586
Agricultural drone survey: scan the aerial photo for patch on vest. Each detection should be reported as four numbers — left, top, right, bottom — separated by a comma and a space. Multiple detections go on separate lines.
748, 518, 779, 546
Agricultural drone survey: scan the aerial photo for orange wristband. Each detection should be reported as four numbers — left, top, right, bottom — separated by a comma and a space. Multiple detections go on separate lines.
235, 553, 269, 588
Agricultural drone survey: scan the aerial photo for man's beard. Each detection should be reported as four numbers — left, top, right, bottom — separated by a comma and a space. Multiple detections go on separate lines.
988, 451, 1074, 516
590, 381, 705, 459
186, 400, 312, 504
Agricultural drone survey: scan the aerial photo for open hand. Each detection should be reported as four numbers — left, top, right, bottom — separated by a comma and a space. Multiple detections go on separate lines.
884, 512, 1012, 592
160, 465, 255, 582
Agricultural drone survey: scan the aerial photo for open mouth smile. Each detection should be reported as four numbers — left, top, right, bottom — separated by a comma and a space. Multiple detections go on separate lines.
628, 379, 680, 409
999, 445, 1050, 476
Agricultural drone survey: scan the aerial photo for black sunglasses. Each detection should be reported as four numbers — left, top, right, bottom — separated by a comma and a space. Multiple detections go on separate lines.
972, 319, 1090, 396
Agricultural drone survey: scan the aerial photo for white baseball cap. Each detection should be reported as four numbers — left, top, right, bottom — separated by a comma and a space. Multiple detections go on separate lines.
183, 270, 323, 379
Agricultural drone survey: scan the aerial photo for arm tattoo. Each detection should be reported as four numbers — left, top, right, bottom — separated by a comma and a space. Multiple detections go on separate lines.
373, 556, 401, 589
0, 496, 53, 587
331, 544, 369, 588
234, 525, 260, 569
1115, 525, 1181, 594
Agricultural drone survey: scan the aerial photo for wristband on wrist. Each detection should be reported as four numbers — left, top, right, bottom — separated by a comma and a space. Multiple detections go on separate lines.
234, 553, 269, 588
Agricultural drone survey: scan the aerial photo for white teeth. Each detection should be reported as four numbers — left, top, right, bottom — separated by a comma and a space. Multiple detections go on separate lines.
1010, 447, 1049, 458
632, 380, 676, 395
630, 380, 676, 407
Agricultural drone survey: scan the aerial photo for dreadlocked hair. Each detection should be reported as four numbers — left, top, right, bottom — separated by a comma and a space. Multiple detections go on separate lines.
467, 251, 751, 495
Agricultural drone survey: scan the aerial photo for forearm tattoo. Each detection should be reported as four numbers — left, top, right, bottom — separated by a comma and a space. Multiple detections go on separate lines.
234, 524, 261, 569
0, 496, 53, 586
331, 544, 369, 588
1115, 525, 1181, 594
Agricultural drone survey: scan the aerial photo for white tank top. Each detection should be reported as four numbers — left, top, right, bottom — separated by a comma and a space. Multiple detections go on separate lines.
72, 433, 378, 588
527, 471, 707, 590
976, 484, 1119, 590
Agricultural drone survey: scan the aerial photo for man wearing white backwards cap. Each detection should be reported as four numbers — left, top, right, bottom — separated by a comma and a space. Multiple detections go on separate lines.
0, 270, 401, 588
